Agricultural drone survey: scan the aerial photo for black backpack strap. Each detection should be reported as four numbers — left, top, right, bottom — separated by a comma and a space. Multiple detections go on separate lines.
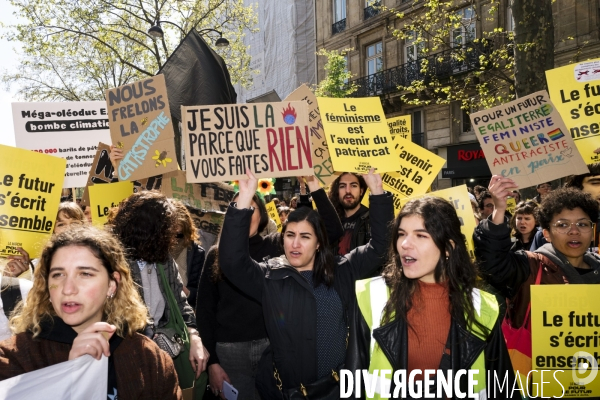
1, 277, 23, 319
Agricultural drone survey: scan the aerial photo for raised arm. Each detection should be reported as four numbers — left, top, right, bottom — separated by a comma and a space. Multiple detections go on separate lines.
218, 170, 266, 302
195, 247, 221, 366
473, 175, 531, 298
343, 169, 393, 278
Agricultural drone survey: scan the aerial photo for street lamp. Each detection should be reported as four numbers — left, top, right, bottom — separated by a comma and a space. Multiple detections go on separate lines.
148, 21, 229, 47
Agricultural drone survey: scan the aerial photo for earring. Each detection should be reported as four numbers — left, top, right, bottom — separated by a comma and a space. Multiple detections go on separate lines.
107, 292, 115, 299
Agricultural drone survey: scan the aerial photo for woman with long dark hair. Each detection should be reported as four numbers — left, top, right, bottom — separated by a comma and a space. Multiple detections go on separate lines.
350, 196, 515, 398
197, 176, 343, 399
218, 169, 393, 398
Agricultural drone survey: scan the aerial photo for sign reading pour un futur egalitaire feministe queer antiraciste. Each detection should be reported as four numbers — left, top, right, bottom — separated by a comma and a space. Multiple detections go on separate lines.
182, 101, 313, 182
470, 90, 589, 188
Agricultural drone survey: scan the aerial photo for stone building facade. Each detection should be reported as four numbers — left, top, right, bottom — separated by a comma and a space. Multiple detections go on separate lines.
315, 0, 600, 189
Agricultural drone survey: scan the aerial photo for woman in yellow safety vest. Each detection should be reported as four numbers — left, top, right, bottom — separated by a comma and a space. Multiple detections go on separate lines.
352, 196, 517, 399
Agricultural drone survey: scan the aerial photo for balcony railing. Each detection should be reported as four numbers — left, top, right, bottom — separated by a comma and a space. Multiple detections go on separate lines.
346, 42, 487, 97
332, 19, 346, 35
364, 1, 381, 20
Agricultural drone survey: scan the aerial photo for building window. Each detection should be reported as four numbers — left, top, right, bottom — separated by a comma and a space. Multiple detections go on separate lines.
365, 42, 383, 94
404, 31, 426, 63
411, 109, 425, 147
461, 108, 473, 134
332, 0, 346, 34
364, 0, 381, 20
507, 1, 515, 32
452, 6, 476, 47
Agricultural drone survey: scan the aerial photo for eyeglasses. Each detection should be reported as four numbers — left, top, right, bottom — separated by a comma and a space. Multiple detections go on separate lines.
551, 220, 595, 234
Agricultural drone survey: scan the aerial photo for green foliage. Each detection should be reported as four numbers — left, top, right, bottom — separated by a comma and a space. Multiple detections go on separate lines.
314, 48, 357, 98
3, 0, 258, 101
387, 0, 515, 111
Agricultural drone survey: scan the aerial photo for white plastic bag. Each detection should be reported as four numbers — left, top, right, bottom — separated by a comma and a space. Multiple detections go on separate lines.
0, 355, 108, 400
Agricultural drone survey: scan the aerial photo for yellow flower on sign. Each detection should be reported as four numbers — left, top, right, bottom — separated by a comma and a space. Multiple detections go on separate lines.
152, 150, 172, 168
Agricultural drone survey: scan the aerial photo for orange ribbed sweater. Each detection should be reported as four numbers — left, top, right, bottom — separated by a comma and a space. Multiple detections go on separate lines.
406, 280, 451, 376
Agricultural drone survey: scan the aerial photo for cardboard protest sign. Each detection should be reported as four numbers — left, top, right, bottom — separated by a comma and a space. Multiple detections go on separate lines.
0, 145, 65, 258
88, 181, 133, 227
161, 170, 235, 212
531, 285, 600, 398
470, 91, 589, 188
185, 207, 225, 249
387, 115, 411, 139
105, 74, 178, 182
12, 101, 110, 188
80, 143, 163, 206
285, 85, 337, 186
546, 59, 600, 164
265, 201, 282, 232
182, 101, 313, 182
318, 97, 396, 174
396, 185, 477, 259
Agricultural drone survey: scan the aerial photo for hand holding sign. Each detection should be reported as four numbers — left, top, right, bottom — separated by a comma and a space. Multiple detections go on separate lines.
236, 168, 259, 209
363, 168, 383, 195
487, 175, 518, 225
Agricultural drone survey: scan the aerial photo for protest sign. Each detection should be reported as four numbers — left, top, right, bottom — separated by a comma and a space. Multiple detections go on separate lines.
396, 185, 477, 259
88, 181, 133, 227
0, 145, 65, 258
506, 197, 517, 216
387, 115, 411, 139
531, 285, 600, 398
0, 355, 107, 400
265, 201, 282, 232
80, 143, 163, 206
546, 59, 600, 164
185, 207, 225, 249
161, 170, 235, 212
105, 74, 178, 181
318, 97, 397, 173
182, 101, 313, 182
285, 85, 337, 186
12, 101, 110, 188
470, 91, 589, 188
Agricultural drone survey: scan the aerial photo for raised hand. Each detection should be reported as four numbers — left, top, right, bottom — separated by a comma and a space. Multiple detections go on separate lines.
487, 175, 518, 224
363, 168, 383, 195
236, 168, 258, 209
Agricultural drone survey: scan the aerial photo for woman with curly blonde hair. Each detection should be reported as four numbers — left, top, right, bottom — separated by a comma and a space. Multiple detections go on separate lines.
0, 225, 182, 399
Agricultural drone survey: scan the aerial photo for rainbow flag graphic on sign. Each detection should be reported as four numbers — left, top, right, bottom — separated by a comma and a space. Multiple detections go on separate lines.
547, 128, 565, 141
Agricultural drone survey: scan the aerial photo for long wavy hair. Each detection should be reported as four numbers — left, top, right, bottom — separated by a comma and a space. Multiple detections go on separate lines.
111, 191, 176, 263
10, 226, 149, 337
381, 197, 488, 334
327, 173, 367, 218
170, 199, 199, 249
280, 207, 335, 287
211, 192, 269, 282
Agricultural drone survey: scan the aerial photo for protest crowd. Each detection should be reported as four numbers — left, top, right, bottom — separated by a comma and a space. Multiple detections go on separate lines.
1, 75, 600, 400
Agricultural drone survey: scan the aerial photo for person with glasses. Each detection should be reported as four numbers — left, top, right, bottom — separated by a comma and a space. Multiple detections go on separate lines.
474, 176, 600, 376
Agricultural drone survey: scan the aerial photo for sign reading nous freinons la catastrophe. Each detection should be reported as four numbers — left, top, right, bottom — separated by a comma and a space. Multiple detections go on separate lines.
12, 101, 111, 189
105, 74, 179, 182
182, 101, 313, 182
546, 59, 600, 164
0, 145, 65, 258
318, 97, 397, 174
470, 91, 589, 188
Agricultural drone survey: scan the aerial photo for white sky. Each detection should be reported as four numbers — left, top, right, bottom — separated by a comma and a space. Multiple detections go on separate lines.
0, 1, 20, 147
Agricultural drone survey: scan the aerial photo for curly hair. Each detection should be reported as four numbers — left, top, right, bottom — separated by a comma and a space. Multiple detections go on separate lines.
170, 199, 199, 248
10, 226, 148, 337
536, 188, 599, 230
327, 172, 367, 218
564, 163, 600, 190
381, 197, 489, 335
111, 191, 177, 263
510, 201, 538, 241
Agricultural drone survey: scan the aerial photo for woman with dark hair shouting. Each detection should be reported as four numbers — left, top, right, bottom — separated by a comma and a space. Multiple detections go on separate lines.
218, 168, 393, 399
351, 196, 515, 399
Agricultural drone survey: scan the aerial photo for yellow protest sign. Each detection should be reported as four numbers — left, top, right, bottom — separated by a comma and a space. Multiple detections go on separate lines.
88, 181, 133, 227
318, 97, 397, 174
387, 115, 411, 139
470, 91, 589, 188
0, 145, 65, 258
546, 59, 600, 164
182, 101, 313, 182
506, 197, 517, 215
106, 74, 179, 182
531, 285, 600, 398
285, 85, 337, 186
265, 201, 282, 232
